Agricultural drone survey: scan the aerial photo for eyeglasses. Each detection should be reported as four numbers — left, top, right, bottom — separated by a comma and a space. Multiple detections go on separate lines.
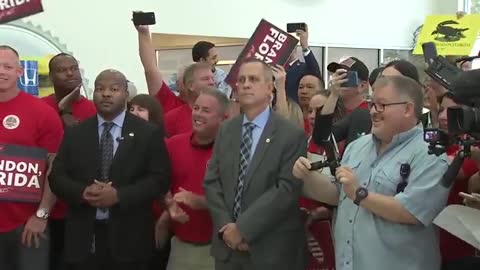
368, 101, 409, 112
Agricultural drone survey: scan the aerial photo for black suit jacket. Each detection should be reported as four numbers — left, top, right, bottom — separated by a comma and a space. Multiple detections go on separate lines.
286, 51, 322, 104
50, 113, 170, 263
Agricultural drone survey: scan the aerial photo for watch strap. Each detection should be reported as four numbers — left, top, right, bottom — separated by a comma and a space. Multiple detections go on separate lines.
354, 187, 368, 205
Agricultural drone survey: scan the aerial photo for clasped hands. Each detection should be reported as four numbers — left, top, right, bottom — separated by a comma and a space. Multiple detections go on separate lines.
82, 180, 119, 208
220, 223, 249, 252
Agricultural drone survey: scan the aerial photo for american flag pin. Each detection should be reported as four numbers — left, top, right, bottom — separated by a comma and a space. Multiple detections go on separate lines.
266, 138, 271, 143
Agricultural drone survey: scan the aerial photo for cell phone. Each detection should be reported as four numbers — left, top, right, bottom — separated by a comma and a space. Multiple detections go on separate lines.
287, 22, 306, 33
340, 71, 359, 88
132, 11, 156, 26
422, 42, 438, 66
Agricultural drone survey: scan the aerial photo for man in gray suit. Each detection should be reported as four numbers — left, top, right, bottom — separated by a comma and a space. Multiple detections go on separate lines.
203, 58, 307, 270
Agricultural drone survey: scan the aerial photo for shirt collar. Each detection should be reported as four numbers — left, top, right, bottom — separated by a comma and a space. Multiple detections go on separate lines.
97, 110, 126, 129
372, 123, 423, 149
242, 106, 270, 129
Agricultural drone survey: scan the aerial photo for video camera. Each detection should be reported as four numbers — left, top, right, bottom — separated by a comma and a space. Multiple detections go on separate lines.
422, 42, 480, 187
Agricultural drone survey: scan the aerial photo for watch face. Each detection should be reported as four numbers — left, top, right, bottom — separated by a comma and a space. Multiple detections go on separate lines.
358, 189, 367, 196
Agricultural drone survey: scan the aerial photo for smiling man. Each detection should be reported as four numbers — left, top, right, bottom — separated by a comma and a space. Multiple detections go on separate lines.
0, 45, 63, 270
294, 75, 450, 270
50, 69, 170, 270
161, 88, 229, 270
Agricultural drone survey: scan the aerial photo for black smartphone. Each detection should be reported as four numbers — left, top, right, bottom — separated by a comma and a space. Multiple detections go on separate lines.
341, 71, 359, 88
287, 22, 306, 33
132, 11, 156, 26
422, 42, 438, 66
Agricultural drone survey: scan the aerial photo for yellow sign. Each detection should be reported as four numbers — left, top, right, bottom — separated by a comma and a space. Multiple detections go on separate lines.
413, 14, 480, 55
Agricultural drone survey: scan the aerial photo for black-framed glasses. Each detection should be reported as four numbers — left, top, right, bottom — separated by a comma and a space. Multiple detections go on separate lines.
368, 101, 409, 112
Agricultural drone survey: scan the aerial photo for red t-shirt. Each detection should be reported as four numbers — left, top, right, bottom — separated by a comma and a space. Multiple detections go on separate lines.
440, 145, 479, 262
41, 94, 97, 219
155, 82, 186, 114
304, 117, 311, 135
42, 95, 96, 122
164, 104, 192, 137
166, 132, 213, 243
345, 100, 369, 114
0, 91, 63, 232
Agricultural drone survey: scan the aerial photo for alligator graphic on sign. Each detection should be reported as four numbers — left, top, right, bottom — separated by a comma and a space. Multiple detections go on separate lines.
431, 20, 469, 42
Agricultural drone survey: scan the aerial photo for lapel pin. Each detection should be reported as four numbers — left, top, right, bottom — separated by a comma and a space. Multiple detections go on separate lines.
266, 138, 271, 143
128, 132, 135, 137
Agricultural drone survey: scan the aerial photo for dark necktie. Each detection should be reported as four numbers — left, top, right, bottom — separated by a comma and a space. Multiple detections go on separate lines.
233, 122, 255, 220
100, 122, 114, 181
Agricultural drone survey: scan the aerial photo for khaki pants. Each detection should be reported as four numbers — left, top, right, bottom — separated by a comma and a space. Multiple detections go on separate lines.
166, 236, 215, 270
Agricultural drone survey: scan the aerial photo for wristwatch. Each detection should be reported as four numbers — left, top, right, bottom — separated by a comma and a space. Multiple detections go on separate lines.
35, 208, 49, 220
354, 187, 369, 205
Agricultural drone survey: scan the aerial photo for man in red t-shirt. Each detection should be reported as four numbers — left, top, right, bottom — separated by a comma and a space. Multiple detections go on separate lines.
41, 53, 96, 270
135, 24, 187, 114
0, 45, 63, 270
158, 88, 228, 270
164, 63, 215, 137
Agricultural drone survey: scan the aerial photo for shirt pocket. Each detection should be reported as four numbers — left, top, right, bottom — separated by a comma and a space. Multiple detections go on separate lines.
373, 161, 406, 196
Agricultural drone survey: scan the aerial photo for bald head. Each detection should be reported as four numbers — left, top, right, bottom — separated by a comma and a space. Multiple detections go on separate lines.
95, 69, 128, 90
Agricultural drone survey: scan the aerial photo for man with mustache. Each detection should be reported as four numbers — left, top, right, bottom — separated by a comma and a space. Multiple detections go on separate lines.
50, 69, 170, 270
294, 76, 450, 270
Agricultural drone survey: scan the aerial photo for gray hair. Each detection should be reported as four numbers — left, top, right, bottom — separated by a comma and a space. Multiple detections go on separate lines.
198, 88, 231, 115
373, 75, 424, 119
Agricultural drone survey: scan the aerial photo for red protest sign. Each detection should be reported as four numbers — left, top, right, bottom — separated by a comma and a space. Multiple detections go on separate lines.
225, 19, 299, 87
0, 0, 44, 24
0, 143, 47, 203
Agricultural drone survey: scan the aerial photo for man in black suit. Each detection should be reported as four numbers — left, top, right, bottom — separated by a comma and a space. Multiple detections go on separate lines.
285, 25, 321, 104
50, 69, 170, 270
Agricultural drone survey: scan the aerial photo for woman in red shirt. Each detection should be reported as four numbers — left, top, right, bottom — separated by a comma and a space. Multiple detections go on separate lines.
301, 90, 345, 270
129, 94, 169, 270
437, 92, 480, 269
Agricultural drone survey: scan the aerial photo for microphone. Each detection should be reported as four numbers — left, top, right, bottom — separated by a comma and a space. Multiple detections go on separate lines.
116, 137, 124, 142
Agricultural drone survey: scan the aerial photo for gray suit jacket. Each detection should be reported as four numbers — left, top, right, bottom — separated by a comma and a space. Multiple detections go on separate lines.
204, 111, 307, 269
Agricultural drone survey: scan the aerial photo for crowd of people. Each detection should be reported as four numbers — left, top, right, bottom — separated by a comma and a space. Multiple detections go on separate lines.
1, 19, 480, 270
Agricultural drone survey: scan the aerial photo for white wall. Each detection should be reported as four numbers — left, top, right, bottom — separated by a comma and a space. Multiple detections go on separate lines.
23, 0, 458, 94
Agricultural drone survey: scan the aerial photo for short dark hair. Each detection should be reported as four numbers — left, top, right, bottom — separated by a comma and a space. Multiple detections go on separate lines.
128, 94, 164, 129
374, 76, 424, 119
240, 58, 273, 82
48, 53, 77, 71
384, 60, 420, 83
369, 67, 384, 87
192, 41, 215, 62
0, 45, 19, 58
299, 72, 326, 90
